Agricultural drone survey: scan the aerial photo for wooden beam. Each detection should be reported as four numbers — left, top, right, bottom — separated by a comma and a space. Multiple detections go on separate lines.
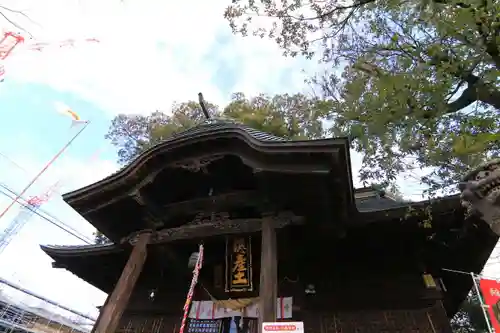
130, 194, 223, 300
160, 191, 260, 217
125, 214, 304, 245
93, 232, 151, 333
259, 216, 278, 332
79, 171, 162, 215
131, 190, 165, 228
81, 190, 259, 217
91, 293, 111, 333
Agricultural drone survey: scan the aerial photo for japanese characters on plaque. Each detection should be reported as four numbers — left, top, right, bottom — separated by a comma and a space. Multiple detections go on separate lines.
187, 319, 221, 333
225, 236, 253, 292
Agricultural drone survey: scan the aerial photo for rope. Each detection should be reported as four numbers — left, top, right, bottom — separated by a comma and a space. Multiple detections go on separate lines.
179, 244, 204, 333
442, 268, 500, 281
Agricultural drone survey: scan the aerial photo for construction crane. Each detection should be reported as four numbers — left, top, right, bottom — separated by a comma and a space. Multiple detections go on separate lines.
0, 31, 99, 82
0, 31, 24, 81
0, 181, 62, 256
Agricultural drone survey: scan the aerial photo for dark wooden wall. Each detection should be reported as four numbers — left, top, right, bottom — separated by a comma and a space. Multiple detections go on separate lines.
113, 269, 451, 333
114, 304, 450, 333
301, 303, 451, 333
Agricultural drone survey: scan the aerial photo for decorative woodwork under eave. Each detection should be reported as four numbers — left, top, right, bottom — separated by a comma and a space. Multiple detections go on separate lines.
92, 231, 151, 333
80, 189, 260, 216
124, 214, 304, 246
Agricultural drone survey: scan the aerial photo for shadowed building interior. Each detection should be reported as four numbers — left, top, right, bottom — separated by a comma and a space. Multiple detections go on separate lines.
40, 121, 498, 333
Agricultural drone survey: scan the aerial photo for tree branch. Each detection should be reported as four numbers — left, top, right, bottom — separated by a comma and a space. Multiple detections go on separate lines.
430, 53, 500, 111
446, 85, 479, 114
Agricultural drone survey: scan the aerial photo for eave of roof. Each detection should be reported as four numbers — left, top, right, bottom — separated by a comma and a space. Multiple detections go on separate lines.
41, 195, 459, 255
40, 242, 120, 256
40, 193, 497, 316
62, 121, 349, 204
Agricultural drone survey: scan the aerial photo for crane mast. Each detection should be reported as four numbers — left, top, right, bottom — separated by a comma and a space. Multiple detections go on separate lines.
0, 182, 61, 256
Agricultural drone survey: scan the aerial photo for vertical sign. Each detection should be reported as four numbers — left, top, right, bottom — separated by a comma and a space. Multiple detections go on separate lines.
225, 236, 253, 292
479, 278, 500, 332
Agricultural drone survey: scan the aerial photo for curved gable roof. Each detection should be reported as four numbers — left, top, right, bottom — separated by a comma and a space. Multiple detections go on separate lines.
166, 120, 288, 142
62, 120, 348, 203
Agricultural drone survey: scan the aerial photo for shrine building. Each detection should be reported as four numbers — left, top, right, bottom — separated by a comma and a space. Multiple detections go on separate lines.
40, 120, 498, 333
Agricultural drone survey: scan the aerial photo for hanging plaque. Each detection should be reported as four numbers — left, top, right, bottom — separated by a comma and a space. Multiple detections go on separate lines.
225, 236, 253, 292
187, 319, 221, 333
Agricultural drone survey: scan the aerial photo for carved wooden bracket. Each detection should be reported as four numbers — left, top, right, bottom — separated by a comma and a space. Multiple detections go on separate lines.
122, 229, 154, 246
187, 212, 230, 226
130, 190, 165, 228
169, 155, 224, 172
123, 214, 304, 246
131, 190, 146, 206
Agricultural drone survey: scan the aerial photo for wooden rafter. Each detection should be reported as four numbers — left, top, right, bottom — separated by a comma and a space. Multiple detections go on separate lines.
159, 191, 261, 217
80, 190, 260, 217
77, 171, 162, 215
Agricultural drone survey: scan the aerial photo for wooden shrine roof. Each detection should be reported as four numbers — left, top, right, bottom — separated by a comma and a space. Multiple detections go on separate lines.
62, 120, 342, 203
39, 121, 499, 317
59, 120, 355, 243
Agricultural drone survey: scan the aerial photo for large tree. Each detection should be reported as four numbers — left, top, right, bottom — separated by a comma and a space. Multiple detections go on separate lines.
93, 230, 111, 245
106, 92, 331, 165
225, 0, 500, 195
452, 290, 490, 332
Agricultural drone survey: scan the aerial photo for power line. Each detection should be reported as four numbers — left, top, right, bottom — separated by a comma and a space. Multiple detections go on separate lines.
0, 122, 89, 220
0, 182, 86, 238
0, 188, 91, 244
0, 187, 91, 244
0, 151, 30, 175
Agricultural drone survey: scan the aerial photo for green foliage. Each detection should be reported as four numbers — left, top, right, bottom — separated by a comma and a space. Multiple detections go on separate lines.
225, 0, 500, 195
370, 182, 406, 201
451, 289, 489, 333
93, 230, 111, 245
106, 93, 331, 164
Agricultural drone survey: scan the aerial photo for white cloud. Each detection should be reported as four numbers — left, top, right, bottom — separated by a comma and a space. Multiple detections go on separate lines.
0, 149, 117, 317
0, 0, 318, 115
1, 0, 500, 322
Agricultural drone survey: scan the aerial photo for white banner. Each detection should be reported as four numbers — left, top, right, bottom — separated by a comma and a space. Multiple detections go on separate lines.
188, 297, 293, 319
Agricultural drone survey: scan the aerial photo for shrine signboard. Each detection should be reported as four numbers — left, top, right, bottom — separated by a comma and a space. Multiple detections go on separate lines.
479, 278, 500, 332
262, 322, 304, 333
225, 236, 253, 292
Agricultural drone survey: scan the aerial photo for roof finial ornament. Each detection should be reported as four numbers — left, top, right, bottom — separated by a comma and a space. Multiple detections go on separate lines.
198, 92, 210, 120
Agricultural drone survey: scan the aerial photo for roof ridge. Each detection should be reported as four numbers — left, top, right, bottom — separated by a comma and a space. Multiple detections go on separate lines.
162, 119, 287, 143
41, 243, 117, 251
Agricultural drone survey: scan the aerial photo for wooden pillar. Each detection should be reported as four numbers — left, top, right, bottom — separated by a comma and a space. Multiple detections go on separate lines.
259, 217, 278, 333
91, 293, 111, 333
93, 231, 151, 333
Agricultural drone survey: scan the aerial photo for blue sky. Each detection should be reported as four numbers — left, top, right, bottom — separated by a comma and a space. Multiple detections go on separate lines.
0, 80, 117, 319
0, 0, 326, 320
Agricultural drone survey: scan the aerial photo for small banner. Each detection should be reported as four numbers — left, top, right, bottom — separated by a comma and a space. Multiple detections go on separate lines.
263, 322, 304, 333
225, 236, 253, 292
189, 297, 293, 319
479, 278, 500, 332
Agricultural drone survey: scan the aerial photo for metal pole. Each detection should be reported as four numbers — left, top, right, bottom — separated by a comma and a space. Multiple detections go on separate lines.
198, 93, 210, 119
0, 276, 96, 321
0, 121, 89, 220
471, 272, 494, 333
